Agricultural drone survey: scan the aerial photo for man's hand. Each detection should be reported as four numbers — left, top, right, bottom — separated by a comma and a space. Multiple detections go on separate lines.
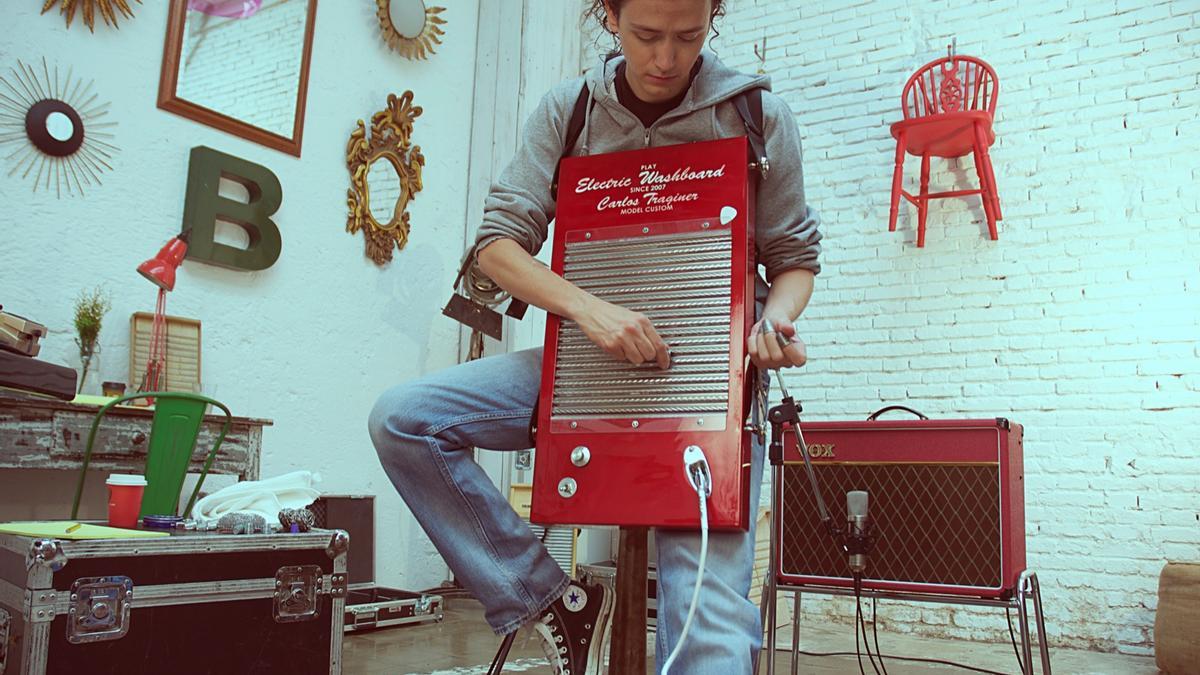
748, 316, 807, 369
573, 297, 671, 369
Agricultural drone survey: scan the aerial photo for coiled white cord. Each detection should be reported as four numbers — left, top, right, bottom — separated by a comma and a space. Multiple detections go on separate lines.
663, 446, 712, 674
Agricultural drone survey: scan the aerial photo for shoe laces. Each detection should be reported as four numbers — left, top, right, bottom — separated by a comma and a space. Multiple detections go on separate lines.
536, 612, 570, 673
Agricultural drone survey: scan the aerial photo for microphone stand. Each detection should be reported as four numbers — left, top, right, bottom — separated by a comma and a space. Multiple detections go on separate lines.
768, 391, 838, 538
764, 367, 876, 675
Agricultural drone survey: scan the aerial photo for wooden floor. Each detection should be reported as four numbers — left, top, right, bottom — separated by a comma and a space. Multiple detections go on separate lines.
341, 600, 1159, 674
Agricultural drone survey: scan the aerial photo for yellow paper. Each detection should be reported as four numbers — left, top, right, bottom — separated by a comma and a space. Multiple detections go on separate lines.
70, 394, 147, 409
0, 521, 169, 540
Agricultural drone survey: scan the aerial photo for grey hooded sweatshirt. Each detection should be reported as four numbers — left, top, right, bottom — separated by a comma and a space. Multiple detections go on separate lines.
476, 51, 822, 301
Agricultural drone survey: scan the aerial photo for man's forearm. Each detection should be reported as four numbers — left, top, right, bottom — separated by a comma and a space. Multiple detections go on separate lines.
763, 269, 815, 321
476, 238, 592, 321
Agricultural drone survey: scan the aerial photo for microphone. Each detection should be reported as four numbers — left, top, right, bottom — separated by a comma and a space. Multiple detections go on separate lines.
846, 490, 869, 575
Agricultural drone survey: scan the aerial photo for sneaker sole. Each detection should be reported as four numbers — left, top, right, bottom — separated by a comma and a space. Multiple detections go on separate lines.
588, 587, 616, 675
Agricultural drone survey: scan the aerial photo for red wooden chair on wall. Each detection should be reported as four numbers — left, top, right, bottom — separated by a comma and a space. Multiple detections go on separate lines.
888, 49, 1001, 247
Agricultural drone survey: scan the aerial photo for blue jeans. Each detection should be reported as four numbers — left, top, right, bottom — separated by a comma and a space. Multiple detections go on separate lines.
369, 347, 765, 673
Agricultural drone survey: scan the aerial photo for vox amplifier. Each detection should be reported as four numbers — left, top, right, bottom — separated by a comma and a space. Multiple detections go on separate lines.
775, 414, 1025, 598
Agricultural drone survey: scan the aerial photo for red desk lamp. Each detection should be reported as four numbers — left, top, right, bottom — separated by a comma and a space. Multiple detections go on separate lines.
136, 231, 189, 394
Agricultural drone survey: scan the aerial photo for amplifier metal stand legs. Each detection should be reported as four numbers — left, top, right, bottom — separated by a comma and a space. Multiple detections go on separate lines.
1016, 569, 1051, 673
763, 461, 780, 675
758, 568, 1053, 675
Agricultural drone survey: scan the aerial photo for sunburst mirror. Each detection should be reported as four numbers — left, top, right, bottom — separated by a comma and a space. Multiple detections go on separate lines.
376, 0, 445, 60
40, 0, 142, 32
0, 58, 118, 198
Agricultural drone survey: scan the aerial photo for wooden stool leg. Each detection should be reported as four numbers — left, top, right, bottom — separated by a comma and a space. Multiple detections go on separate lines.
917, 153, 931, 248
888, 133, 906, 232
612, 526, 649, 674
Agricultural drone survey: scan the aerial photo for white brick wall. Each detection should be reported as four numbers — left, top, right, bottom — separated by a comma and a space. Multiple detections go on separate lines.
714, 0, 1200, 656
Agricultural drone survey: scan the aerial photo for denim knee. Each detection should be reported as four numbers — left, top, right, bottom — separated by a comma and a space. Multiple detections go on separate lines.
367, 382, 427, 453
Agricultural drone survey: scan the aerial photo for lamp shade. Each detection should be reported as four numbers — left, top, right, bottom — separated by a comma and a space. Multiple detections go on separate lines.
137, 233, 190, 291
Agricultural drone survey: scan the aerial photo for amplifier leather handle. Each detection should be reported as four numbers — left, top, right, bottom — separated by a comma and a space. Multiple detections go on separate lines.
866, 405, 929, 421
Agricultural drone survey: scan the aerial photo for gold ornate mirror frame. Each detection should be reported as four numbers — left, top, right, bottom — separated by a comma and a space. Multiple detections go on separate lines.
346, 91, 425, 266
376, 0, 445, 60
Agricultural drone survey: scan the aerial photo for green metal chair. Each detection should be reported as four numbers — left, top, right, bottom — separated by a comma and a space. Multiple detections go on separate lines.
70, 392, 233, 521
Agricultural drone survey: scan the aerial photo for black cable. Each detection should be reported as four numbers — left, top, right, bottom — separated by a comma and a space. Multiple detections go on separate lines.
796, 583, 1012, 672
870, 597, 890, 675
854, 597, 868, 675
851, 575, 882, 675
796, 649, 1012, 675
1005, 607, 1028, 675
855, 591, 883, 675
486, 631, 517, 675
858, 605, 882, 675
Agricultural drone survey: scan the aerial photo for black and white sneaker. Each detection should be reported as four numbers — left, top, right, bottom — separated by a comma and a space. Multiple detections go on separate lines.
534, 580, 614, 675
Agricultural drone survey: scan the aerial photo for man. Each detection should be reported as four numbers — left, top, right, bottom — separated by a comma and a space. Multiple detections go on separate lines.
369, 1, 820, 672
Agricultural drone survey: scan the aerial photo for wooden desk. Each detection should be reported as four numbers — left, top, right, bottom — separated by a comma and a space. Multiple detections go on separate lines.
0, 393, 270, 480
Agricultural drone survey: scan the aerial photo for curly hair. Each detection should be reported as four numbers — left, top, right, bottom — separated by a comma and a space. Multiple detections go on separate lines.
584, 0, 726, 51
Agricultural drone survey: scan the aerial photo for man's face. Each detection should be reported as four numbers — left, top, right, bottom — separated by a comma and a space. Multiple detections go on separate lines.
605, 0, 711, 103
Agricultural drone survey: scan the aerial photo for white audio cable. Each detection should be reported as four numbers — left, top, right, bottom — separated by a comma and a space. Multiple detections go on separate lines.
664, 446, 712, 674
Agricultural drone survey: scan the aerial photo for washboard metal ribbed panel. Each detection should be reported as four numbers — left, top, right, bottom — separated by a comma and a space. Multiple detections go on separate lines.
553, 228, 732, 418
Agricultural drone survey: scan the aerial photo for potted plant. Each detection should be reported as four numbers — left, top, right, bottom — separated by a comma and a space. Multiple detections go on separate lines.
73, 286, 111, 394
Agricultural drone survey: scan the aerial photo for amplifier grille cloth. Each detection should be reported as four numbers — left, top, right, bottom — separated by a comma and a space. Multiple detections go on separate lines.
781, 463, 1002, 588
552, 228, 732, 417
